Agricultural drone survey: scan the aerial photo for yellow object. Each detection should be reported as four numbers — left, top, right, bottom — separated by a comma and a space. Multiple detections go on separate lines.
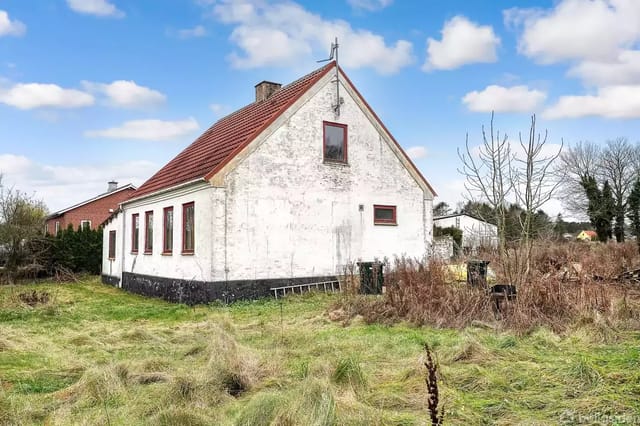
445, 264, 496, 284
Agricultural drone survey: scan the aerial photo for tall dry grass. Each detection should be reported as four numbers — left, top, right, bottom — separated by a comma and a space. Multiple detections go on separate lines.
332, 242, 640, 334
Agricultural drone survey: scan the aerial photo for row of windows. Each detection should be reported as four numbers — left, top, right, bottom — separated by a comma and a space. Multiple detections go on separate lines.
131, 202, 195, 255
107, 203, 390, 260
53, 219, 92, 235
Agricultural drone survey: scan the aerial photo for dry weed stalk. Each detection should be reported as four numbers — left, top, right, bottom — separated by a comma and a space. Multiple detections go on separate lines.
424, 344, 444, 426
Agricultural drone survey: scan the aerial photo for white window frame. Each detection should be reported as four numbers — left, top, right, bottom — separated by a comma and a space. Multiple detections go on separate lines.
80, 220, 92, 230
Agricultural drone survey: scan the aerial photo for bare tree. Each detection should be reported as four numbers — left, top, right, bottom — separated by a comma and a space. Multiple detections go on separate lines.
512, 115, 563, 277
600, 138, 637, 242
556, 141, 601, 218
459, 113, 562, 286
458, 112, 513, 258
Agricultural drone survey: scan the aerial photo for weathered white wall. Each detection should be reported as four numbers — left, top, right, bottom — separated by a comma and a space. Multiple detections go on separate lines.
434, 215, 498, 249
119, 183, 217, 282
101, 212, 123, 284
220, 73, 433, 281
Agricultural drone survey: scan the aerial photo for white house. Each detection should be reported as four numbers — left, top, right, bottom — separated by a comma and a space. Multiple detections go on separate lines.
433, 213, 498, 252
102, 61, 436, 303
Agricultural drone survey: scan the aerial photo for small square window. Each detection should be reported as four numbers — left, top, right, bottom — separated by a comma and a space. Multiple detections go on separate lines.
374, 205, 397, 225
323, 121, 347, 163
80, 220, 91, 230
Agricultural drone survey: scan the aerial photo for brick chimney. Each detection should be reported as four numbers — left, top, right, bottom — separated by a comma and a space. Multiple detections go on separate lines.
255, 81, 281, 102
107, 181, 118, 192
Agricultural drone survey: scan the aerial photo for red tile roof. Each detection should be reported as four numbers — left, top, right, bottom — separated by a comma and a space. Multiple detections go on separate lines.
130, 61, 435, 201
132, 62, 336, 199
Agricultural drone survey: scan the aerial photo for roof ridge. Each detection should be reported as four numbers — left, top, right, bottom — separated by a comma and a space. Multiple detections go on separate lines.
131, 61, 336, 200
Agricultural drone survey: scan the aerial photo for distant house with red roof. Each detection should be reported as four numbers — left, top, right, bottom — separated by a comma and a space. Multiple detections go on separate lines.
46, 181, 135, 234
577, 230, 598, 241
102, 62, 436, 303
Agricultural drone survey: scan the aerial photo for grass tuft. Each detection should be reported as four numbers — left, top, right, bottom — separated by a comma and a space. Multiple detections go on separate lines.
332, 356, 367, 388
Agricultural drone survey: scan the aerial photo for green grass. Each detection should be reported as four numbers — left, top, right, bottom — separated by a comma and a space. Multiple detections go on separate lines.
1, 277, 639, 425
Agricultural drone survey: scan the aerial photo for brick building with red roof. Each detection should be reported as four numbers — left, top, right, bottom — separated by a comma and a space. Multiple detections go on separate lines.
46, 181, 136, 234
102, 62, 436, 303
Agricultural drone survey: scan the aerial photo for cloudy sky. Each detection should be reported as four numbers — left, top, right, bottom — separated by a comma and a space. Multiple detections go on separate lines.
2, 0, 640, 215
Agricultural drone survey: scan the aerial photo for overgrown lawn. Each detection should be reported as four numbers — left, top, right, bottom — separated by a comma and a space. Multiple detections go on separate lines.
1, 278, 639, 425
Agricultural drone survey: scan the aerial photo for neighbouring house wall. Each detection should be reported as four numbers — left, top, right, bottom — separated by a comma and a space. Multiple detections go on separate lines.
46, 187, 135, 234
101, 211, 123, 286
434, 215, 498, 249
119, 183, 216, 283
220, 76, 432, 282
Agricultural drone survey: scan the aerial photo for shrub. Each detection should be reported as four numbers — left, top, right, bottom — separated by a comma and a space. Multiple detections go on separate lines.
331, 242, 640, 334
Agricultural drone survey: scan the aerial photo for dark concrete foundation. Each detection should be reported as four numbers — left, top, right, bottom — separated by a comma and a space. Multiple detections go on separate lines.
101, 274, 120, 287
120, 272, 338, 305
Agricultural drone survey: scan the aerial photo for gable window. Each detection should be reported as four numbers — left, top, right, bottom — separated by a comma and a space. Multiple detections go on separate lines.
108, 230, 116, 260
131, 213, 139, 253
373, 205, 397, 225
182, 202, 195, 254
163, 207, 173, 254
144, 211, 153, 253
323, 121, 347, 163
80, 220, 91, 230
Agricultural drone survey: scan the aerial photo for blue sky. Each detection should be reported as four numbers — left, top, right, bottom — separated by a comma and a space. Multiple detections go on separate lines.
2, 0, 640, 216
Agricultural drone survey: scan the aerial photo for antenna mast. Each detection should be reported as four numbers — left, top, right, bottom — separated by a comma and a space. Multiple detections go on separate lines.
317, 37, 342, 116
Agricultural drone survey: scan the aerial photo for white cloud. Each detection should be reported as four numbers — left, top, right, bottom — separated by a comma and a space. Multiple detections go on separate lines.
423, 16, 499, 71
207, 0, 413, 74
85, 118, 199, 141
0, 154, 157, 212
66, 0, 124, 18
0, 83, 94, 110
543, 85, 640, 119
177, 25, 207, 39
0, 10, 26, 37
462, 85, 547, 113
405, 146, 427, 160
505, 0, 640, 64
568, 49, 640, 86
347, 0, 392, 12
81, 80, 166, 109
209, 103, 228, 116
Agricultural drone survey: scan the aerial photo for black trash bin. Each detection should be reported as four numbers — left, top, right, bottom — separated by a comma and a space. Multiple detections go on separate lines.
357, 261, 384, 294
467, 260, 490, 288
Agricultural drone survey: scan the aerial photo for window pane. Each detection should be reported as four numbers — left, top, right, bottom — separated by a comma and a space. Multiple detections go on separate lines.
324, 123, 345, 161
146, 212, 153, 251
183, 204, 194, 252
374, 208, 394, 221
164, 208, 173, 252
108, 230, 116, 259
132, 214, 139, 251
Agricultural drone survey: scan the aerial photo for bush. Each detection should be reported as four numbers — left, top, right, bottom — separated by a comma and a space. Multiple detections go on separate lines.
44, 225, 103, 276
332, 243, 640, 334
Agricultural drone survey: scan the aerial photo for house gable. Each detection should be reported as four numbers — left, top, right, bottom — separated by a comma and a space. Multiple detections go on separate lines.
207, 65, 435, 199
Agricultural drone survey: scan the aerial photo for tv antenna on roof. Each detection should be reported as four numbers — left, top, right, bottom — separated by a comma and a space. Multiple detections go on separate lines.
317, 37, 342, 116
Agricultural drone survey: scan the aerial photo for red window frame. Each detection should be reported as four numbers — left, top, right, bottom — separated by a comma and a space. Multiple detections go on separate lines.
373, 205, 397, 225
131, 213, 139, 253
322, 121, 348, 163
144, 210, 153, 254
163, 206, 173, 254
108, 230, 116, 260
182, 202, 195, 254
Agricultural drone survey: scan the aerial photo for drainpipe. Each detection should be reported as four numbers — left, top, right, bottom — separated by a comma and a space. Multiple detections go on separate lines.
120, 207, 126, 288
